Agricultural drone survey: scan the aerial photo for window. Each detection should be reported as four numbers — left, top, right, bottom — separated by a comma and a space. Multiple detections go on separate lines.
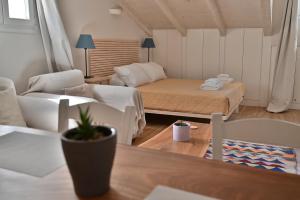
8, 0, 30, 20
0, 0, 38, 33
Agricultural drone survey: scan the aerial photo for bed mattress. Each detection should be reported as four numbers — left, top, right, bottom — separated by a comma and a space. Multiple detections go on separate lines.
137, 79, 245, 116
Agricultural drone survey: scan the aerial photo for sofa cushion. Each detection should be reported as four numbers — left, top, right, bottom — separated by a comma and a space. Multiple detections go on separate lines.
0, 78, 26, 127
23, 69, 85, 95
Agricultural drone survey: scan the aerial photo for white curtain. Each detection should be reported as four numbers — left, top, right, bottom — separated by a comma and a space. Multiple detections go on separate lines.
267, 0, 298, 113
36, 0, 74, 72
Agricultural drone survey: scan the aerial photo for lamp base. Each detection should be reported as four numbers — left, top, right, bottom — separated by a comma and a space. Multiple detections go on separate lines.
84, 75, 93, 79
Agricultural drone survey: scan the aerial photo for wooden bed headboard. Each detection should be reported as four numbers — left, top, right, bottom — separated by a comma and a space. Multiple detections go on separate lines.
89, 39, 140, 77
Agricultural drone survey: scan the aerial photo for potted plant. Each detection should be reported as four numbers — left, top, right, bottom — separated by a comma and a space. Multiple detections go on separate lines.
61, 107, 117, 197
173, 121, 191, 142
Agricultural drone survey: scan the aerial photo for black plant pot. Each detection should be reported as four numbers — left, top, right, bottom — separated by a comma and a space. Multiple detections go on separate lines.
61, 126, 117, 197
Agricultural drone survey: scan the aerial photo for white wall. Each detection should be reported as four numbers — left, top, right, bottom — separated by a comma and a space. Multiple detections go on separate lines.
58, 0, 148, 73
153, 28, 277, 107
153, 28, 300, 109
0, 32, 48, 93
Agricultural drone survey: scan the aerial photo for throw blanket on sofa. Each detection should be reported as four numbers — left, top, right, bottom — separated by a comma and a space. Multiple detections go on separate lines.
91, 84, 146, 136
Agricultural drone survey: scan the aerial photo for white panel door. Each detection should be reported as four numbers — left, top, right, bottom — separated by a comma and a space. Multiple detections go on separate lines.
166, 30, 183, 78
203, 30, 220, 79
186, 30, 204, 79
153, 30, 168, 68
242, 29, 263, 101
224, 29, 244, 81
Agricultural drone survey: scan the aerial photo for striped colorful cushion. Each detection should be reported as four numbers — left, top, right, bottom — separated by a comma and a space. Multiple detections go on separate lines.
205, 139, 297, 174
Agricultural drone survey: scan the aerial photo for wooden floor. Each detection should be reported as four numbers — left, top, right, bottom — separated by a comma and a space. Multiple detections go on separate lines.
133, 106, 300, 146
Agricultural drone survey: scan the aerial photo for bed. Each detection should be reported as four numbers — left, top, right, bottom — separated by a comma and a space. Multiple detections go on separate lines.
138, 79, 245, 120
89, 39, 245, 120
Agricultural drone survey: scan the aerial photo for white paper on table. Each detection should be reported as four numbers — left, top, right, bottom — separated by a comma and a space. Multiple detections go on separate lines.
145, 185, 219, 200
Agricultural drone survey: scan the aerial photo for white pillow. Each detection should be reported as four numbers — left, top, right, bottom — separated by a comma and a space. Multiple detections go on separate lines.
138, 62, 167, 82
110, 74, 126, 86
0, 78, 26, 127
114, 64, 151, 87
23, 69, 85, 95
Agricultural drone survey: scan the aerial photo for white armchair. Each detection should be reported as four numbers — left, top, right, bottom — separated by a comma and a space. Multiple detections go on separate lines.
0, 77, 64, 132
17, 96, 65, 132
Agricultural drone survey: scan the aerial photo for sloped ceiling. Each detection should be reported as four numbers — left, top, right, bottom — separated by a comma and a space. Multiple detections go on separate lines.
117, 0, 284, 36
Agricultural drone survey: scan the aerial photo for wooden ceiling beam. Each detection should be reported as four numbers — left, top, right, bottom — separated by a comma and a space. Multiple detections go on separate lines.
205, 0, 227, 36
154, 0, 187, 36
261, 0, 273, 36
118, 1, 153, 36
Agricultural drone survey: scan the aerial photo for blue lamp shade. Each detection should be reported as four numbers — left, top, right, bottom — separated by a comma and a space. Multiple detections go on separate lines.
76, 34, 96, 49
142, 38, 156, 48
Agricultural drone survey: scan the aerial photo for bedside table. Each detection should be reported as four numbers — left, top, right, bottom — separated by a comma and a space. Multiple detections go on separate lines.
85, 76, 112, 85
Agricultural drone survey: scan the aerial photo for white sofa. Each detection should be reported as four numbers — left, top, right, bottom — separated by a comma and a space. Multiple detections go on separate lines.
22, 70, 146, 141
1, 77, 137, 144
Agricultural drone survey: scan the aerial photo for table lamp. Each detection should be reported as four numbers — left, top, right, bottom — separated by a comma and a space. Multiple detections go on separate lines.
142, 38, 156, 62
76, 34, 96, 78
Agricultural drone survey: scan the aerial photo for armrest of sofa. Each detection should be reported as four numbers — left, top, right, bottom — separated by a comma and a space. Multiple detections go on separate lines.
18, 94, 98, 132
17, 96, 60, 132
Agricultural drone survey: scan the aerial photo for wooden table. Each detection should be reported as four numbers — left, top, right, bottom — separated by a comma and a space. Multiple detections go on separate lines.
139, 121, 211, 157
1, 144, 300, 200
2, 126, 300, 200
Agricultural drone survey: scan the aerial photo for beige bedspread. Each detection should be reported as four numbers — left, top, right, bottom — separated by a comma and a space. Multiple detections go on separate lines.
137, 79, 245, 116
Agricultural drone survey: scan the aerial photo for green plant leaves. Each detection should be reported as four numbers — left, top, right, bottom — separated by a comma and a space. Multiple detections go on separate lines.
67, 106, 103, 141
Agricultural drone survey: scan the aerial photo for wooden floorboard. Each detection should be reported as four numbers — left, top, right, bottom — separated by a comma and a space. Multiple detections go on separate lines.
133, 106, 300, 146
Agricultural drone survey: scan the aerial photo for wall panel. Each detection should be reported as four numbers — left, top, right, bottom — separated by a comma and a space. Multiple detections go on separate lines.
153, 30, 168, 68
166, 30, 183, 78
186, 30, 204, 79
260, 36, 272, 106
242, 29, 263, 101
203, 30, 221, 79
293, 50, 300, 104
224, 29, 244, 81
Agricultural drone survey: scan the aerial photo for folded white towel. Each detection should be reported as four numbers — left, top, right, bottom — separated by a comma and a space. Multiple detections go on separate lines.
205, 78, 221, 84
218, 77, 234, 84
217, 74, 230, 79
201, 85, 222, 91
202, 81, 222, 87
201, 81, 224, 91
216, 74, 234, 84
